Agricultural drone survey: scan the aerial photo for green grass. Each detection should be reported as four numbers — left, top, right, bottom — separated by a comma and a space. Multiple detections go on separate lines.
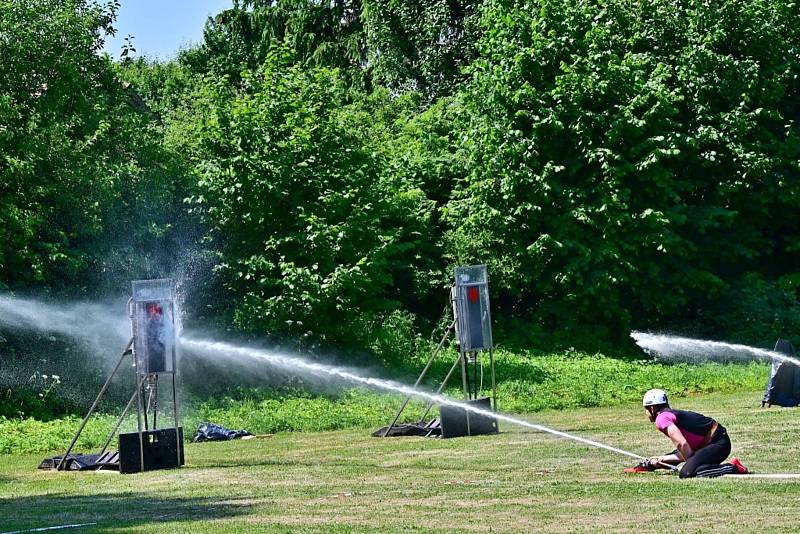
1, 391, 798, 532
0, 349, 770, 455
488, 348, 768, 412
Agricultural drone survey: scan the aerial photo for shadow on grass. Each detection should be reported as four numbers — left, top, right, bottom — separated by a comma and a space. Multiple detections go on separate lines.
0, 491, 252, 532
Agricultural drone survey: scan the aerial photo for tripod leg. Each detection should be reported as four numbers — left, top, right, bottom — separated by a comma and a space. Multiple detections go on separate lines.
465, 354, 472, 400
151, 375, 159, 429
472, 353, 479, 399
143, 382, 150, 431
97, 387, 138, 458
418, 356, 462, 423
172, 371, 181, 466
383, 321, 455, 437
57, 340, 132, 470
460, 350, 469, 400
135, 373, 146, 473
459, 351, 471, 435
489, 348, 497, 411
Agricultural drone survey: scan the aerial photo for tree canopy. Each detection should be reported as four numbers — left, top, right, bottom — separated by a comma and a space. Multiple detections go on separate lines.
0, 0, 189, 293
1, 0, 799, 350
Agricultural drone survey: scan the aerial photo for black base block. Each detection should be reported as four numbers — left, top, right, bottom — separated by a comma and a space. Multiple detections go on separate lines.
440, 397, 498, 438
119, 427, 184, 474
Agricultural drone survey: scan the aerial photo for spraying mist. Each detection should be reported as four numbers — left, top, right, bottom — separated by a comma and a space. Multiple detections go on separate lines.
0, 294, 130, 354
0, 294, 137, 409
181, 337, 649, 464
631, 331, 800, 368
0, 292, 657, 466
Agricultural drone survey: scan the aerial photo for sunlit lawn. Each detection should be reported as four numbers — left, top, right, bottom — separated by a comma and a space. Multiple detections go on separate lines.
2, 391, 799, 533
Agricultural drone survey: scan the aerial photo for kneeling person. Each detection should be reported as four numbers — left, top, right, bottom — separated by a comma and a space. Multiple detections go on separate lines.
628, 389, 748, 478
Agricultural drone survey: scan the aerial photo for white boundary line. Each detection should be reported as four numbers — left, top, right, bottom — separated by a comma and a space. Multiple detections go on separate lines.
1, 523, 97, 534
722, 474, 800, 479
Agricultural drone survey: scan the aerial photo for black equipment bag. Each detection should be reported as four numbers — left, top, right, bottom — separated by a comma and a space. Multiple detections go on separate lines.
762, 339, 800, 407
193, 422, 253, 442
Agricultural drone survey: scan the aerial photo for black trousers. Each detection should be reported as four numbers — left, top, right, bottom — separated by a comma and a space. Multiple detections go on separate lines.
679, 427, 737, 478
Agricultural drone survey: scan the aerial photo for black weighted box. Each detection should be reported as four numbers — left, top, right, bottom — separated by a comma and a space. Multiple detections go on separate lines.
440, 397, 498, 438
119, 427, 184, 474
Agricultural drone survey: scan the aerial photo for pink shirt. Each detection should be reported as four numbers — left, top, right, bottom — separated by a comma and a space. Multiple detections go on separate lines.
655, 411, 705, 450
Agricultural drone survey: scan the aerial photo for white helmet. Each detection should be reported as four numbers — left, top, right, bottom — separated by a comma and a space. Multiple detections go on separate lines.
643, 388, 668, 407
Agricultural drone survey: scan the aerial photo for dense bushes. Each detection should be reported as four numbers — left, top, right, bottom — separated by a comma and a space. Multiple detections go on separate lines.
0, 1, 191, 293
449, 0, 800, 342
175, 51, 437, 345
169, 0, 800, 348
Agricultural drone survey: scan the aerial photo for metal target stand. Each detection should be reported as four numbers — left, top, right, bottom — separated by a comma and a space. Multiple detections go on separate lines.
55, 279, 183, 473
382, 265, 497, 438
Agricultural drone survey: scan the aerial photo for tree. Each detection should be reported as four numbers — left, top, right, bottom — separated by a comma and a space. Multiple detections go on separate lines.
182, 0, 367, 88
0, 0, 191, 292
182, 0, 482, 99
448, 0, 800, 341
362, 0, 480, 98
179, 49, 435, 345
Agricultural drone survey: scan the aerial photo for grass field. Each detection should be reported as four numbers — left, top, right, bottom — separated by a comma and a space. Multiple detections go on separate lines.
1, 391, 799, 533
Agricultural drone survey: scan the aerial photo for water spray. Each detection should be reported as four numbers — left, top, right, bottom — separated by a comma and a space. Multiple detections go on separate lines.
0, 294, 130, 353
0, 291, 670, 470
631, 332, 800, 369
181, 337, 663, 467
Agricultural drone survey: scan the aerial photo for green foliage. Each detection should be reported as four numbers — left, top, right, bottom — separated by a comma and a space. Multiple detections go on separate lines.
2, 0, 799, 431
0, 372, 64, 420
0, 413, 116, 455
184, 350, 769, 426
703, 274, 800, 346
0, 0, 116, 286
365, 309, 428, 366
191, 388, 416, 434
183, 0, 367, 88
448, 0, 800, 340
171, 0, 800, 347
492, 348, 767, 413
182, 0, 480, 98
0, 0, 192, 292
114, 57, 196, 120
0, 326, 143, 426
362, 0, 480, 97
180, 49, 435, 345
